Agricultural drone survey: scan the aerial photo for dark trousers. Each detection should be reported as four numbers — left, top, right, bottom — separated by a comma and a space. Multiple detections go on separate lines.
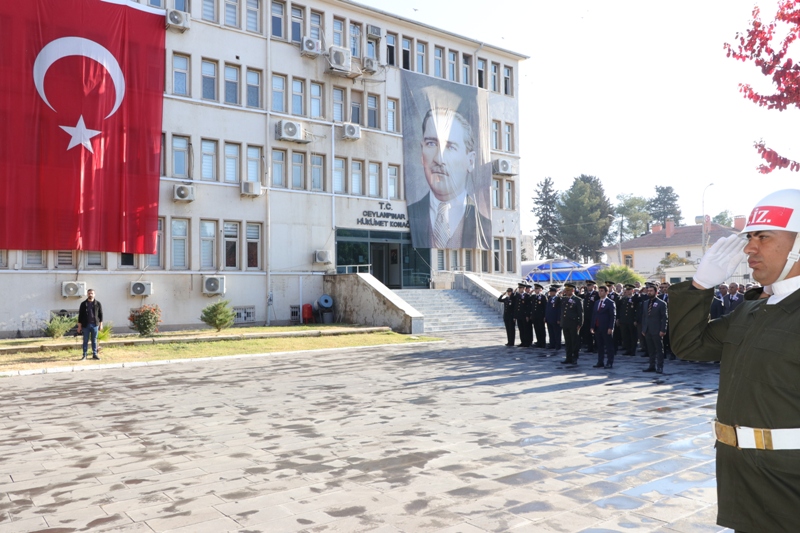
504, 316, 515, 346
546, 320, 561, 349
533, 317, 546, 347
581, 321, 595, 352
595, 329, 615, 365
517, 316, 530, 346
645, 333, 664, 368
614, 325, 622, 348
563, 324, 580, 362
620, 322, 637, 354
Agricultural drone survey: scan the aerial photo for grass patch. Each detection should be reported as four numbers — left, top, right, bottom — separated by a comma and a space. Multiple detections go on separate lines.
0, 331, 440, 372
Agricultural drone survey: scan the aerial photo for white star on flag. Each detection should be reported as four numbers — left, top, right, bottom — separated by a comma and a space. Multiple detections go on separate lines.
59, 115, 101, 153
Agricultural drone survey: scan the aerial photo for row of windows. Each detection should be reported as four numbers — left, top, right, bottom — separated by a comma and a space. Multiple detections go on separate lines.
434, 238, 516, 274
491, 120, 515, 153
172, 55, 263, 108
167, 135, 263, 183
491, 178, 515, 210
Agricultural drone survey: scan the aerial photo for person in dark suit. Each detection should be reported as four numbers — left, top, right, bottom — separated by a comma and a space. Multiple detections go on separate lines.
617, 284, 638, 355
641, 282, 668, 373
406, 108, 491, 250
531, 283, 548, 348
514, 282, 531, 347
591, 285, 617, 369
498, 287, 516, 347
559, 283, 583, 365
710, 287, 726, 319
545, 285, 562, 351
723, 282, 744, 315
581, 280, 599, 352
605, 281, 622, 350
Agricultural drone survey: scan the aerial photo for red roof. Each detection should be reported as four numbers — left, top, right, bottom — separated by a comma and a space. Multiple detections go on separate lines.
603, 223, 738, 251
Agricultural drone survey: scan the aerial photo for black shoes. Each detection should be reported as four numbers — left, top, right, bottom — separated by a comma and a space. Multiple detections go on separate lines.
643, 367, 656, 372
80, 355, 87, 361
604, 364, 613, 369
92, 356, 100, 360
592, 363, 604, 368
656, 366, 663, 374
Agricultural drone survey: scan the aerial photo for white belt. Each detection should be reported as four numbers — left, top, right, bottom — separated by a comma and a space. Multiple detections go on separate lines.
713, 419, 800, 450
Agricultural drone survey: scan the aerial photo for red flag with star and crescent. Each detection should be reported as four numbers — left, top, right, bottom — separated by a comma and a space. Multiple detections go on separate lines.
0, 0, 165, 254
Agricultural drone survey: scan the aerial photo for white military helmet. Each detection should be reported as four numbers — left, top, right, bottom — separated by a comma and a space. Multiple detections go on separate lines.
743, 189, 800, 283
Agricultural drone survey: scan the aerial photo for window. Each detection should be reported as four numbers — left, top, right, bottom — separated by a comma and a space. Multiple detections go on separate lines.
172, 136, 189, 178
310, 11, 322, 40
333, 88, 344, 122
246, 223, 261, 268
171, 219, 188, 269
350, 23, 361, 57
247, 146, 261, 182
201, 139, 217, 181
402, 38, 411, 70
224, 222, 239, 269
292, 78, 304, 115
292, 152, 305, 189
159, 133, 166, 175
57, 250, 75, 268
200, 220, 217, 269
493, 238, 501, 271
437, 249, 445, 270
148, 219, 164, 268
175, 0, 188, 11
462, 54, 471, 84
368, 162, 380, 197
434, 47, 443, 78
333, 18, 344, 47
202, 0, 217, 22
173, 54, 189, 96
491, 121, 500, 150
492, 179, 500, 208
491, 62, 499, 92
350, 90, 362, 124
451, 250, 459, 270
388, 165, 399, 199
351, 160, 362, 195
120, 253, 136, 268
0, 250, 7, 268
367, 38, 377, 59
85, 252, 104, 269
506, 239, 514, 273
311, 154, 324, 191
477, 59, 486, 88
505, 181, 514, 209
465, 250, 472, 271
291, 6, 303, 43
224, 143, 240, 182
148, 0, 163, 7
224, 0, 239, 27
333, 157, 345, 193
387, 99, 397, 132
271, 1, 284, 38
310, 82, 322, 118
504, 123, 514, 152
386, 34, 396, 66
271, 149, 285, 187
271, 74, 285, 112
201, 60, 217, 100
246, 0, 260, 32
224, 65, 239, 105
482, 250, 488, 272
448, 51, 457, 81
504, 66, 513, 95
246, 69, 261, 107
416, 42, 426, 73
367, 94, 378, 128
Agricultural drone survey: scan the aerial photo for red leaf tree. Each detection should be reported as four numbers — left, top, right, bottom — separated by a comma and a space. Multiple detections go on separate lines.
725, 0, 800, 173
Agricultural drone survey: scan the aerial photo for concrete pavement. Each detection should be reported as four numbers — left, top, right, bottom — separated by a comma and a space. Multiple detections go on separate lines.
0, 330, 730, 532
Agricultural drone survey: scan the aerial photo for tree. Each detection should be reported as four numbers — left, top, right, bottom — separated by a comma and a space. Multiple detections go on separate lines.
531, 177, 562, 259
557, 175, 614, 262
614, 194, 651, 242
200, 299, 236, 331
594, 265, 645, 286
725, 3, 800, 173
647, 186, 683, 227
656, 253, 694, 275
712, 210, 734, 227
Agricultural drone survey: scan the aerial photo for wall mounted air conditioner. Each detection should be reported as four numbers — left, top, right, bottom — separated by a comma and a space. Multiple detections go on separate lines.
241, 181, 261, 196
362, 57, 379, 74
367, 25, 382, 39
173, 184, 195, 202
276, 120, 309, 143
342, 123, 361, 141
62, 281, 87, 298
314, 250, 332, 264
492, 158, 517, 176
130, 281, 153, 296
301, 36, 322, 57
202, 275, 226, 295
328, 46, 352, 73
166, 9, 191, 32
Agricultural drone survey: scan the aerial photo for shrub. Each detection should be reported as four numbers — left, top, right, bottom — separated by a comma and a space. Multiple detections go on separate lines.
200, 299, 236, 332
42, 313, 77, 339
594, 265, 645, 286
98, 322, 114, 341
129, 305, 162, 337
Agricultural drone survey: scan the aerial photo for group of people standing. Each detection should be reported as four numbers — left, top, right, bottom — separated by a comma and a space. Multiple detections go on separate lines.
498, 279, 672, 373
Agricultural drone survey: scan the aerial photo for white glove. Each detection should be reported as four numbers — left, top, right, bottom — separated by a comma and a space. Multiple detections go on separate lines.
693, 234, 746, 289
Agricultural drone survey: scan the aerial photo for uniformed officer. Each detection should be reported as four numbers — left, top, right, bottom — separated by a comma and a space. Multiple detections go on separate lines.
531, 283, 548, 348
498, 287, 516, 347
606, 280, 623, 350
514, 282, 532, 347
617, 284, 638, 355
559, 282, 583, 365
581, 280, 599, 352
545, 284, 562, 351
641, 282, 668, 373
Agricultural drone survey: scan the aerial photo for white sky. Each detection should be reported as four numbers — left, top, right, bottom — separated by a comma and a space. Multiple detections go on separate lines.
355, 0, 800, 234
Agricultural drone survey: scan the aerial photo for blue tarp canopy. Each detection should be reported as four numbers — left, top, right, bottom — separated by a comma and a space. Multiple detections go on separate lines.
522, 259, 606, 283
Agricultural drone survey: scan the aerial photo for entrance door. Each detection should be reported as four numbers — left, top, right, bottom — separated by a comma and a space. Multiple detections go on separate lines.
370, 243, 389, 286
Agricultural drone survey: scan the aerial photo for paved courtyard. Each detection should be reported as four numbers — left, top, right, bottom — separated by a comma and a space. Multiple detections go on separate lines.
0, 330, 730, 533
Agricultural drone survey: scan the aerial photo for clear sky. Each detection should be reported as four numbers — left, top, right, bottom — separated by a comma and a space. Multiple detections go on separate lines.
355, 0, 800, 237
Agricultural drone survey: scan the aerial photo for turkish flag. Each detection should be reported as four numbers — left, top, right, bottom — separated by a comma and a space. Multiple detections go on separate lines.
0, 0, 165, 254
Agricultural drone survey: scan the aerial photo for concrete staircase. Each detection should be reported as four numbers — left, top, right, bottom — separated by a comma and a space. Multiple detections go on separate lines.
393, 289, 504, 334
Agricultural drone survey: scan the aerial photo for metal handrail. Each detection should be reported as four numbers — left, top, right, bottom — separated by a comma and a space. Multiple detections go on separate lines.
336, 264, 372, 274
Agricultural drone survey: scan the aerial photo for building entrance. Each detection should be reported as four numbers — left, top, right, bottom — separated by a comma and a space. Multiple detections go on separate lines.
335, 229, 430, 288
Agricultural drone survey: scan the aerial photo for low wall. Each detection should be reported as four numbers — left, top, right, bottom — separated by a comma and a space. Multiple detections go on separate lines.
323, 274, 424, 334
454, 272, 503, 315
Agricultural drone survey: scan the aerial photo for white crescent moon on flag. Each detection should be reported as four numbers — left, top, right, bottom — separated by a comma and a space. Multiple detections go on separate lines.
33, 37, 126, 119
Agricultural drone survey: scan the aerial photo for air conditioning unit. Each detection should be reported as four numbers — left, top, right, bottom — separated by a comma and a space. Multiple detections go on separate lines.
62, 281, 87, 298
276, 120, 309, 143
362, 57, 379, 74
173, 184, 195, 202
241, 181, 260, 196
202, 275, 226, 295
166, 9, 191, 32
492, 158, 517, 176
314, 250, 332, 264
329, 46, 352, 73
130, 281, 153, 297
301, 36, 322, 57
342, 123, 361, 141
367, 25, 382, 39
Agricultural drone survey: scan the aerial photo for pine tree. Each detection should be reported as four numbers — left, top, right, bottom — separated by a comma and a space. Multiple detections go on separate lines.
647, 185, 683, 227
531, 177, 561, 259
557, 175, 614, 262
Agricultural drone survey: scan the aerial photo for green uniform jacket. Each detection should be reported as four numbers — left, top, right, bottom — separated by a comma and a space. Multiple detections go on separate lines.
560, 294, 583, 328
669, 280, 800, 532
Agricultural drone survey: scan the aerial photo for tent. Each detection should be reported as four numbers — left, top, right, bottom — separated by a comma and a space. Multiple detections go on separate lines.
522, 259, 606, 283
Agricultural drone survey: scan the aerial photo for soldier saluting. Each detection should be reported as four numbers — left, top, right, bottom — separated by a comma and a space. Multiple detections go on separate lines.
498, 287, 516, 347
559, 282, 583, 366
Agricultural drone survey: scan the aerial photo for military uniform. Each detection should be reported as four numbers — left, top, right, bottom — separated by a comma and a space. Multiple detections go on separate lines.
582, 286, 599, 352
617, 292, 638, 355
498, 289, 516, 346
531, 288, 548, 348
670, 280, 800, 532
545, 288, 562, 350
641, 292, 668, 372
560, 290, 583, 364
514, 287, 532, 347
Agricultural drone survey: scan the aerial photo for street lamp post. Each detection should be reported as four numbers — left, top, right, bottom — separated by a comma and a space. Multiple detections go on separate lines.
701, 183, 714, 256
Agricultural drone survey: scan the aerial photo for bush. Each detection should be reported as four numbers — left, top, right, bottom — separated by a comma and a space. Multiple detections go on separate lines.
98, 322, 114, 341
594, 265, 646, 286
129, 305, 162, 336
200, 299, 236, 331
42, 314, 77, 339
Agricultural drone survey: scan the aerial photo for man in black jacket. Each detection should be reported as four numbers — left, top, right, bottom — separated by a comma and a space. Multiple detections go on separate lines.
497, 287, 516, 347
77, 289, 103, 360
640, 283, 667, 373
